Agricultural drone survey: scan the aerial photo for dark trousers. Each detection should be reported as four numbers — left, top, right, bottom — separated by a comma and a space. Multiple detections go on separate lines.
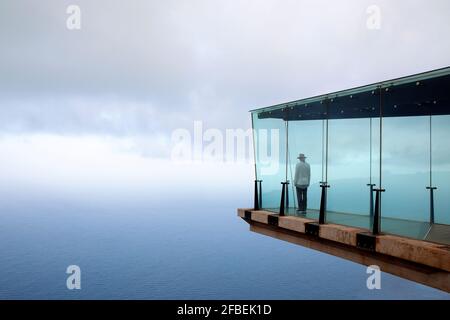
296, 187, 308, 212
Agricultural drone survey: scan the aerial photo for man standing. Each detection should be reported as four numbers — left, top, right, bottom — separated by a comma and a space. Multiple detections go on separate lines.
294, 153, 310, 214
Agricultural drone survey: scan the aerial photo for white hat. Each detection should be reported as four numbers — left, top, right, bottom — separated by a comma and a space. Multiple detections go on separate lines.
297, 153, 306, 159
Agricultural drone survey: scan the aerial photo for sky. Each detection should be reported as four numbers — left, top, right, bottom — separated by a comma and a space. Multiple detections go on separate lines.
0, 0, 450, 198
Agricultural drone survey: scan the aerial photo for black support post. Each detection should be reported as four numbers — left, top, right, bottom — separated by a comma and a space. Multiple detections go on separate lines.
426, 186, 437, 224
258, 180, 262, 210
279, 182, 289, 216
372, 188, 385, 235
286, 181, 289, 211
319, 182, 330, 224
254, 180, 260, 210
367, 183, 375, 229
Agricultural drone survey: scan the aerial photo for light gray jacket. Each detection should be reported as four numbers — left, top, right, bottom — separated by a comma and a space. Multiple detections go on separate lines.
294, 161, 311, 188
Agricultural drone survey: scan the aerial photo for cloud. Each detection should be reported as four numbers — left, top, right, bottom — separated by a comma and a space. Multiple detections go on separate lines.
0, 0, 449, 152
0, 133, 253, 200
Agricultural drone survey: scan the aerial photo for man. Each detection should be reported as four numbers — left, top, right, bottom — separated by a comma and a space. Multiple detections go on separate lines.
294, 153, 310, 214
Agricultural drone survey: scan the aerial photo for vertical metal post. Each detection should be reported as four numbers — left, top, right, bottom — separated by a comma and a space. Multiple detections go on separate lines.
286, 181, 289, 211
319, 182, 330, 224
258, 180, 262, 209
426, 186, 437, 224
285, 119, 289, 213
367, 183, 375, 228
318, 99, 330, 225
279, 182, 288, 216
379, 87, 383, 200
427, 115, 436, 224
371, 87, 386, 234
372, 188, 385, 234
371, 88, 385, 234
373, 190, 380, 234
254, 180, 260, 210
368, 117, 375, 229
322, 119, 325, 183
325, 118, 329, 183
251, 111, 258, 210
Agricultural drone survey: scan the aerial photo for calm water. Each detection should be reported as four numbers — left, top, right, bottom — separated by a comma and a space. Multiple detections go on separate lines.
0, 189, 448, 300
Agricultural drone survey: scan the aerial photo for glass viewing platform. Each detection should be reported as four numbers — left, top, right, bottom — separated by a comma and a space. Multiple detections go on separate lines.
251, 67, 450, 245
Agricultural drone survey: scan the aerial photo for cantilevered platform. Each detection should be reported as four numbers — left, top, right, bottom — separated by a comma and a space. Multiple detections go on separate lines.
238, 208, 450, 293
264, 208, 450, 245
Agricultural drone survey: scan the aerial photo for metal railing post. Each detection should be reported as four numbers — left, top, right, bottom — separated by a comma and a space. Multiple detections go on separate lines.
426, 186, 437, 224
372, 188, 385, 234
367, 183, 376, 229
254, 180, 260, 210
279, 182, 288, 216
258, 180, 263, 209
319, 182, 330, 224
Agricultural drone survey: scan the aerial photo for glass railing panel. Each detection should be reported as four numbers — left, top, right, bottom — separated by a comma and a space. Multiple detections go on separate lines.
327, 118, 375, 230
432, 115, 450, 225
325, 90, 381, 230
286, 119, 324, 218
381, 115, 430, 240
252, 112, 286, 213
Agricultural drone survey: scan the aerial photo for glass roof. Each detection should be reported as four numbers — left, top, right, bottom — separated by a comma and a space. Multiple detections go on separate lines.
251, 66, 450, 121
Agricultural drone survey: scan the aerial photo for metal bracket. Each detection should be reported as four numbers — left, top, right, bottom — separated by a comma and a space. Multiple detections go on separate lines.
305, 222, 320, 237
244, 210, 252, 221
268, 215, 279, 227
356, 232, 376, 251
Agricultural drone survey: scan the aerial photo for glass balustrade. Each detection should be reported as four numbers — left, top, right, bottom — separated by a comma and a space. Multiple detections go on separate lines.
251, 67, 450, 244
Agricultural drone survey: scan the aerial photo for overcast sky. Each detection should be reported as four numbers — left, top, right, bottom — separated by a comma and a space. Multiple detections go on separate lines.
1, 0, 449, 135
0, 0, 449, 198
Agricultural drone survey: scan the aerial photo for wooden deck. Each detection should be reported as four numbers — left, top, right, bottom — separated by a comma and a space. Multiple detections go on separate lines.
238, 208, 450, 293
